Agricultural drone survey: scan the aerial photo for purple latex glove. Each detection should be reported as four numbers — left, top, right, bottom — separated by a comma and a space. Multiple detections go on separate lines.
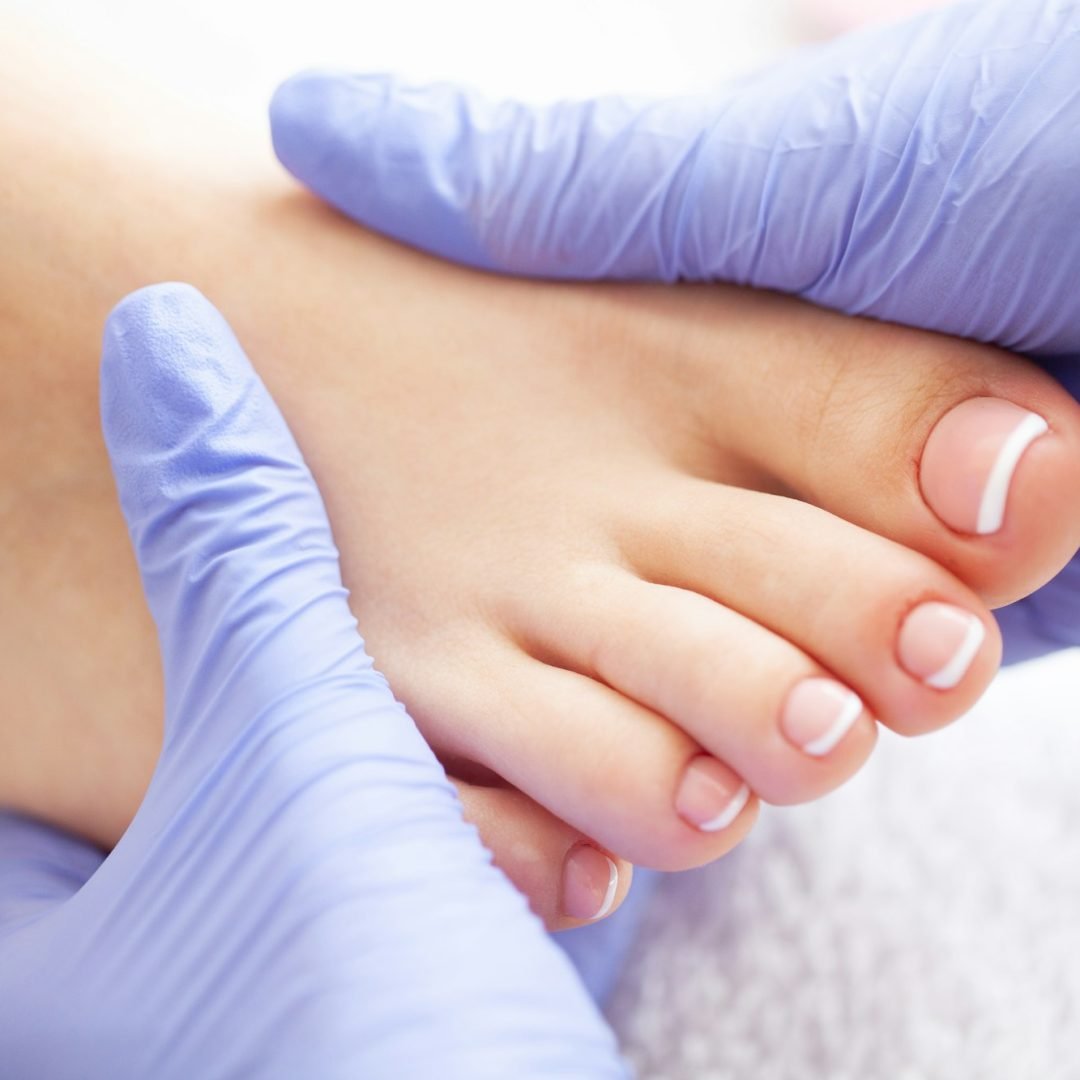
0, 284, 625, 1078
268, 0, 1080, 664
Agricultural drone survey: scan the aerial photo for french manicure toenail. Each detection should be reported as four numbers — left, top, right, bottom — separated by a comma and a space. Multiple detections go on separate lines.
562, 845, 619, 921
675, 755, 750, 833
781, 678, 863, 757
898, 601, 985, 690
920, 397, 1049, 536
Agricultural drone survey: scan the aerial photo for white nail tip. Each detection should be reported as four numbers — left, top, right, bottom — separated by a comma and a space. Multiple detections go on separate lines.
592, 857, 620, 920
925, 614, 986, 690
698, 782, 750, 833
975, 412, 1049, 535
801, 689, 863, 758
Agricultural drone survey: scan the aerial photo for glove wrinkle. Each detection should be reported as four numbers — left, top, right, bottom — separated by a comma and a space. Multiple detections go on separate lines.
0, 283, 626, 1079
267, 0, 1080, 678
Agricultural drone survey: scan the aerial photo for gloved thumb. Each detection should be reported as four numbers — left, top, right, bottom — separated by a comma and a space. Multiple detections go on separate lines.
99, 283, 626, 1077
270, 0, 1080, 357
269, 70, 688, 277
101, 282, 385, 765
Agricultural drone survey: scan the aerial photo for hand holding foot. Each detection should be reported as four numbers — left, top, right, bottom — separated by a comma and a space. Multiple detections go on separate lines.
5, 33, 1080, 937
267, 0, 1080, 662
0, 284, 624, 1078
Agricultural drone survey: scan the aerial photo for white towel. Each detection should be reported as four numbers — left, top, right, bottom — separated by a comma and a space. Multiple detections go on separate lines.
610, 650, 1080, 1079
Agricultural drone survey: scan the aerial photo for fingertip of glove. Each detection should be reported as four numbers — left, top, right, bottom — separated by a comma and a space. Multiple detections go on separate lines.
270, 69, 356, 120
104, 280, 212, 353
100, 282, 260, 483
269, 71, 502, 273
103, 280, 221, 382
270, 70, 389, 181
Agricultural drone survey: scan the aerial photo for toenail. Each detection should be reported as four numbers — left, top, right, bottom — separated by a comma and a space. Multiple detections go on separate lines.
920, 397, 1049, 536
562, 845, 619, 921
675, 755, 750, 833
898, 601, 986, 690
781, 677, 863, 757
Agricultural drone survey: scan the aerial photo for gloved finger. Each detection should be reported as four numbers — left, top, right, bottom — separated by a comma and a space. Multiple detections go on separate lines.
100, 283, 625, 1075
102, 281, 385, 766
0, 812, 104, 930
454, 779, 632, 930
995, 356, 1080, 662
996, 554, 1080, 664
269, 0, 1080, 356
268, 70, 684, 278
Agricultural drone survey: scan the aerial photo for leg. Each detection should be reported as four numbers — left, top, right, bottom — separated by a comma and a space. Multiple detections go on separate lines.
3, 22, 1080, 923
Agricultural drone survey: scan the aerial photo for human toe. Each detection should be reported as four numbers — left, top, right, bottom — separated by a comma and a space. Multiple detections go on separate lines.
454, 780, 632, 930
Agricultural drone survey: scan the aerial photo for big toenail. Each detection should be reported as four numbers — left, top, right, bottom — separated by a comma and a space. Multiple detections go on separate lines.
562, 845, 619, 921
920, 398, 1049, 536
781, 678, 863, 757
675, 756, 750, 833
898, 601, 986, 690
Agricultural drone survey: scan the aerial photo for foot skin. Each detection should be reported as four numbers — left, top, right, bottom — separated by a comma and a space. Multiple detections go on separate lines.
3, 39, 1080, 926
313, 278, 1077, 877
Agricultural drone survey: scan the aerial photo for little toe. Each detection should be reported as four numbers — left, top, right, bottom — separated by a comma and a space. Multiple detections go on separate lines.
452, 780, 632, 930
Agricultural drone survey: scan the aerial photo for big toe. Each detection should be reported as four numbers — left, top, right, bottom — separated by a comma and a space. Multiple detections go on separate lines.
691, 290, 1080, 608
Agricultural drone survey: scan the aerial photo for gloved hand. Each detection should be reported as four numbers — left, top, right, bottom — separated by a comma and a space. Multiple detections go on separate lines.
0, 283, 625, 1079
267, 0, 1080, 664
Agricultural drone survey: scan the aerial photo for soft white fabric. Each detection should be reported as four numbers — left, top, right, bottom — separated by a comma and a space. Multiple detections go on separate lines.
609, 650, 1080, 1079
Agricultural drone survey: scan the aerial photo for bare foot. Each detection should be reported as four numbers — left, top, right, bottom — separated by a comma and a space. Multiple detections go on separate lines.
3, 26, 1080, 926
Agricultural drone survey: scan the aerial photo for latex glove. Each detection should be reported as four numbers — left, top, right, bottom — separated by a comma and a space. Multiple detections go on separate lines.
0, 283, 625, 1079
267, 0, 1080, 663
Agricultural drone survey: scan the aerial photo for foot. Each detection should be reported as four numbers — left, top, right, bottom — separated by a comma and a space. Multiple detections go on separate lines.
303, 275, 1077, 874
3, 39, 1080, 926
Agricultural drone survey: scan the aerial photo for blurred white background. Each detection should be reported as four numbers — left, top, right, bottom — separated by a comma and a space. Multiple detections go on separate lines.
11, 0, 795, 109
7, 1, 1078, 1076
